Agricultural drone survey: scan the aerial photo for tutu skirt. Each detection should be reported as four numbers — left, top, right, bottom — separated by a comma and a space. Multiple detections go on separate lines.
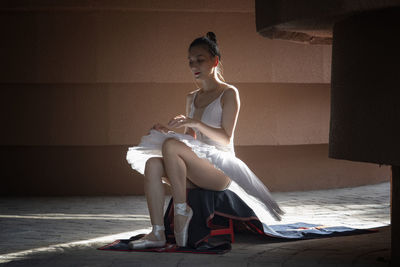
126, 130, 284, 227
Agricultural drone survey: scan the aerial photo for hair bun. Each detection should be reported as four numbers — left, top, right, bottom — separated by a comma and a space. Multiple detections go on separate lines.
206, 32, 217, 44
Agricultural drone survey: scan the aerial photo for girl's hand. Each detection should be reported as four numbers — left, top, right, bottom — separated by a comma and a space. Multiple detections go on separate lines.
150, 123, 170, 133
168, 115, 198, 129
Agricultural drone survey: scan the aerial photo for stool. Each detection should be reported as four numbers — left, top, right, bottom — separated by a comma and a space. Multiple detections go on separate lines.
208, 218, 235, 243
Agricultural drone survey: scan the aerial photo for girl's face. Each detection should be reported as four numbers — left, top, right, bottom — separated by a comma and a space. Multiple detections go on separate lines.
188, 45, 217, 80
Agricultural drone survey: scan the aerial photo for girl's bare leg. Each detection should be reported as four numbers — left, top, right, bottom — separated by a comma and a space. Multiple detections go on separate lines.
141, 157, 197, 241
143, 157, 167, 241
162, 138, 231, 234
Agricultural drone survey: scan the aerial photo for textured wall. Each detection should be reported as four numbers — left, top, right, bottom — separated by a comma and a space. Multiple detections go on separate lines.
0, 0, 389, 195
0, 4, 331, 84
0, 144, 388, 196
0, 83, 331, 146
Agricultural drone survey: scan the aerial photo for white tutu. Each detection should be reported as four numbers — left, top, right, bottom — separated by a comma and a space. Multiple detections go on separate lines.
126, 129, 284, 222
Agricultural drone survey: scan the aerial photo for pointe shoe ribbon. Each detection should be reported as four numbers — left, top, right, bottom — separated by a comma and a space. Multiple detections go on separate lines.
174, 202, 193, 247
129, 225, 166, 249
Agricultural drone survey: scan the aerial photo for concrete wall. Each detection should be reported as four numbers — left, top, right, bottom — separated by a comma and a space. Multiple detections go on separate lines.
0, 0, 389, 195
329, 8, 400, 166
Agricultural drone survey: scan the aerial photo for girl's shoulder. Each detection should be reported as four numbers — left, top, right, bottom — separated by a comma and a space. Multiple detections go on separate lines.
219, 82, 238, 91
220, 84, 240, 107
188, 88, 201, 96
221, 84, 239, 98
186, 88, 200, 102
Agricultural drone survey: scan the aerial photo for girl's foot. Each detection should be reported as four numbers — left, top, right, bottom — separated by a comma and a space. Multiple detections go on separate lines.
128, 225, 166, 249
174, 202, 193, 247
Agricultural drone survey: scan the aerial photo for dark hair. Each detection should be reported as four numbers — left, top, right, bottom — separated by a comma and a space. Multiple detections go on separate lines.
189, 32, 221, 60
189, 32, 224, 81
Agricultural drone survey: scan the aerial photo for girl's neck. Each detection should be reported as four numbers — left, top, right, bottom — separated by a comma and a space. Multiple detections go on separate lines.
199, 73, 223, 92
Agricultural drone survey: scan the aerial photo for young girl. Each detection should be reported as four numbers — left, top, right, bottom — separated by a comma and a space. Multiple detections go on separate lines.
126, 32, 284, 249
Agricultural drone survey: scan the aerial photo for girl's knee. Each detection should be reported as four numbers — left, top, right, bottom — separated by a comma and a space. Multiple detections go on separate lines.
161, 138, 181, 155
144, 157, 164, 176
145, 157, 163, 167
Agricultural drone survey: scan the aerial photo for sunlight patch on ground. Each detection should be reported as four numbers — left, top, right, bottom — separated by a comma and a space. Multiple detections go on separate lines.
0, 213, 150, 221
0, 228, 150, 264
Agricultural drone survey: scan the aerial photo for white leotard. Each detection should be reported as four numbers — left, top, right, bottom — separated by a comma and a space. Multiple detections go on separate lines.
188, 89, 234, 153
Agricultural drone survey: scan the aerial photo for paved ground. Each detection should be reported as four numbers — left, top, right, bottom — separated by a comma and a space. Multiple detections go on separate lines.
0, 182, 391, 266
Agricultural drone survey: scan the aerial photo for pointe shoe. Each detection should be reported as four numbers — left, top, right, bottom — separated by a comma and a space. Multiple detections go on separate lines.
174, 202, 193, 247
129, 225, 166, 249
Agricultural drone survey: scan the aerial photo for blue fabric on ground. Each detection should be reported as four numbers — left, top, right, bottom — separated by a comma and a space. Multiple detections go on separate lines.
265, 222, 373, 239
